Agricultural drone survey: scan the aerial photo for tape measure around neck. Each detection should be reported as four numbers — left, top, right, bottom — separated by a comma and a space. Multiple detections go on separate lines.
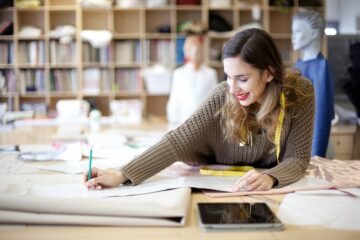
275, 92, 285, 165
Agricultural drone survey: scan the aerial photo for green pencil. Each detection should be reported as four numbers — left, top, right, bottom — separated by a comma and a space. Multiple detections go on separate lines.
87, 146, 93, 181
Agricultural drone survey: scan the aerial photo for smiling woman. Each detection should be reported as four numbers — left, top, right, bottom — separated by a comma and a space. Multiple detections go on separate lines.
84, 28, 315, 193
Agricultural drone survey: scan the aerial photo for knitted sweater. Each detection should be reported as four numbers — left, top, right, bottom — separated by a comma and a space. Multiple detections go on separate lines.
121, 77, 315, 188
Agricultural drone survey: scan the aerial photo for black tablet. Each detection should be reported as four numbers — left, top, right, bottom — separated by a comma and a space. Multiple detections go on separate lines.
197, 202, 284, 231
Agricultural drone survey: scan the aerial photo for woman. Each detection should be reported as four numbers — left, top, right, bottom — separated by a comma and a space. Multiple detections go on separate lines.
84, 28, 315, 192
167, 35, 218, 127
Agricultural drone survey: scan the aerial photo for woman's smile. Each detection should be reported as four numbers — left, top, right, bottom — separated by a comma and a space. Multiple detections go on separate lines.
235, 92, 250, 101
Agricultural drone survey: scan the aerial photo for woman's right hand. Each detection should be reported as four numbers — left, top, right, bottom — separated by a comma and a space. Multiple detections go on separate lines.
83, 167, 128, 190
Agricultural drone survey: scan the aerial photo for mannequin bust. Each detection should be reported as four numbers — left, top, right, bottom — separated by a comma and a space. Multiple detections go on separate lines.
292, 10, 335, 158
167, 35, 218, 127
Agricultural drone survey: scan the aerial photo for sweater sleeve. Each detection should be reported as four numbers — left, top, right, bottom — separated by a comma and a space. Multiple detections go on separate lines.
263, 78, 315, 187
120, 82, 226, 185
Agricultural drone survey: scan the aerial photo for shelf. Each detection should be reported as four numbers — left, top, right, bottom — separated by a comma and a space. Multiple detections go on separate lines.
49, 92, 77, 97
144, 7, 173, 11
16, 7, 45, 11
268, 6, 295, 11
113, 91, 144, 97
236, 6, 264, 11
208, 6, 234, 10
176, 6, 202, 11
83, 92, 112, 97
18, 64, 45, 69
20, 94, 47, 98
0, 36, 14, 41
83, 63, 111, 68
145, 33, 173, 39
48, 6, 76, 11
0, 65, 15, 69
81, 7, 112, 12
48, 0, 77, 7
0, 92, 17, 97
114, 64, 142, 68
113, 33, 143, 39
49, 64, 77, 68
113, 7, 143, 11
0, 0, 325, 117
17, 36, 46, 40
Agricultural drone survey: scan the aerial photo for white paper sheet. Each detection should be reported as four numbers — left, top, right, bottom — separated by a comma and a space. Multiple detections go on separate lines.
295, 188, 360, 197
204, 176, 335, 198
28, 175, 238, 198
278, 192, 360, 231
0, 187, 191, 226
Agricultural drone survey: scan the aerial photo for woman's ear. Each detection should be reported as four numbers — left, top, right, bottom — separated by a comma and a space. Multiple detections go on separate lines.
265, 67, 275, 82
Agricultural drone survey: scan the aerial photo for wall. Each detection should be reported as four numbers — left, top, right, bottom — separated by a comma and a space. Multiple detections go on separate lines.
326, 0, 360, 34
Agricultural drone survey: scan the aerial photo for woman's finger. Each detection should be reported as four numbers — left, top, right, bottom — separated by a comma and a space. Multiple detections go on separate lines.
234, 169, 256, 185
245, 177, 263, 191
233, 170, 260, 190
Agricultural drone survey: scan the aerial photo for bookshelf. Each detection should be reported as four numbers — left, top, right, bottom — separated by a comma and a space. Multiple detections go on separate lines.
0, 0, 326, 118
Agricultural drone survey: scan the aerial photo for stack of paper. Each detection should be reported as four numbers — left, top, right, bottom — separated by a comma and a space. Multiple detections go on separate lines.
0, 187, 191, 226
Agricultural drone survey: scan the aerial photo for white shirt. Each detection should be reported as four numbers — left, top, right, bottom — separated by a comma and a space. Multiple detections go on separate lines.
167, 63, 218, 126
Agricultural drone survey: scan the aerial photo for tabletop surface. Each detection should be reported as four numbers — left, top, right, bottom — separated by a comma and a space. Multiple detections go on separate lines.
0, 121, 359, 240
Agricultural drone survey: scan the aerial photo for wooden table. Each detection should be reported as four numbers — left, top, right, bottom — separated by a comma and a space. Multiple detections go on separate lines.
0, 122, 359, 240
0, 192, 359, 240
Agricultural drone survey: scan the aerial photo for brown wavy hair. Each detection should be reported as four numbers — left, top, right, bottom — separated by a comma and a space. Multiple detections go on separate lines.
220, 28, 311, 144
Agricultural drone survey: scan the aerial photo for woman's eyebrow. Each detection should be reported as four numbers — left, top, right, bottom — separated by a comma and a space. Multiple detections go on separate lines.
233, 74, 247, 78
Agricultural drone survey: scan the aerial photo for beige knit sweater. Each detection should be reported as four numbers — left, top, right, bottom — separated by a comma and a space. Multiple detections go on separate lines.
121, 77, 315, 187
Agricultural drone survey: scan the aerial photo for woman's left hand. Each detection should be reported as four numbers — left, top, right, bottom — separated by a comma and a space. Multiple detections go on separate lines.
232, 170, 275, 192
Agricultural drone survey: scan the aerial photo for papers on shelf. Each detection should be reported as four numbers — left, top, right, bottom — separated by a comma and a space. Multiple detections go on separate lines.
20, 142, 82, 161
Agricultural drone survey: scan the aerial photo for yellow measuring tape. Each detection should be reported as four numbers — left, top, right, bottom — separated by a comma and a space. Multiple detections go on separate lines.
274, 92, 285, 165
200, 166, 254, 177
200, 92, 285, 177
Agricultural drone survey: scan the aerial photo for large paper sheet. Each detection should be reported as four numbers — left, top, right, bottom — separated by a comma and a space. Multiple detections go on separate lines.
28, 175, 238, 198
203, 176, 348, 198
1, 173, 237, 198
0, 187, 191, 226
0, 210, 185, 226
278, 192, 360, 231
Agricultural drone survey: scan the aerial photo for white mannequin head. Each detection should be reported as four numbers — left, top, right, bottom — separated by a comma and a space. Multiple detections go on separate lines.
292, 10, 325, 60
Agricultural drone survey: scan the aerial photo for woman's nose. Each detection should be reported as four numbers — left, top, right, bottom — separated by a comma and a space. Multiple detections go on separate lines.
228, 79, 238, 94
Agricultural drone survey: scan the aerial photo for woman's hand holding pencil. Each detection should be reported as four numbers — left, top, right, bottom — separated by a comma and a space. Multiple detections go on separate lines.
83, 167, 128, 190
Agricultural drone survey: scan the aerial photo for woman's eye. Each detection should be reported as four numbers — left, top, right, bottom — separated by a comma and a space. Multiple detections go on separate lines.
238, 79, 248, 83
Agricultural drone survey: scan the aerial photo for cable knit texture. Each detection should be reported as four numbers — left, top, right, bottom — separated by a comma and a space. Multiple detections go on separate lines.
121, 77, 315, 187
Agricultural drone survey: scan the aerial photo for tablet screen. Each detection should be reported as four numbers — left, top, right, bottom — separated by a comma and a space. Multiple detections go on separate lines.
197, 202, 283, 230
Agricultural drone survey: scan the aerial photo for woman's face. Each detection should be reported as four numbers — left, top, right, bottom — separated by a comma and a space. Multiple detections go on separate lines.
223, 57, 273, 107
